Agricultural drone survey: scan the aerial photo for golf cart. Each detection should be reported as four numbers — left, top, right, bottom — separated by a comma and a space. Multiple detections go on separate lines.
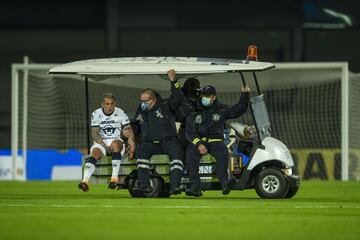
49, 46, 300, 199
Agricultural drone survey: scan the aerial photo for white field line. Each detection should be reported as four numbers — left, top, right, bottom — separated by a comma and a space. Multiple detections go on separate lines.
0, 204, 359, 209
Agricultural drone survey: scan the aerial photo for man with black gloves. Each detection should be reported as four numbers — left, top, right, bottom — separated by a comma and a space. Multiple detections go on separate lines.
185, 84, 250, 197
173, 76, 202, 173
175, 77, 201, 123
132, 69, 184, 195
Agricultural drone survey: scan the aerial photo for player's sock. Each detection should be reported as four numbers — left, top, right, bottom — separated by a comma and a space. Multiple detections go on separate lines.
111, 152, 122, 181
83, 156, 96, 182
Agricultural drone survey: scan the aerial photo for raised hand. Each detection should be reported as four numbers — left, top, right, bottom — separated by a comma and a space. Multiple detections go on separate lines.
241, 85, 250, 93
167, 69, 176, 81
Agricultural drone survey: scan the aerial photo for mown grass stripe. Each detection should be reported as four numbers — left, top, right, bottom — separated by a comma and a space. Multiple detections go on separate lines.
1, 204, 359, 209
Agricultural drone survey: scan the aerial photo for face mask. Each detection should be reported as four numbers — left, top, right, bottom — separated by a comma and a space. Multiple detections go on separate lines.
201, 97, 212, 107
141, 102, 150, 111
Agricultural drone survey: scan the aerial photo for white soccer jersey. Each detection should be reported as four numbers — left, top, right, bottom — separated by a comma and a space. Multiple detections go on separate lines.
91, 107, 130, 144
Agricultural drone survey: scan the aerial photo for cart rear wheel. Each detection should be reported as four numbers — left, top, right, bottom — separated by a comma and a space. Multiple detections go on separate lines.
127, 177, 163, 198
158, 183, 171, 198
127, 178, 145, 198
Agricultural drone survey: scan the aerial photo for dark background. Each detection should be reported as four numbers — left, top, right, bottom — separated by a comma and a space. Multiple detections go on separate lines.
1, 0, 360, 149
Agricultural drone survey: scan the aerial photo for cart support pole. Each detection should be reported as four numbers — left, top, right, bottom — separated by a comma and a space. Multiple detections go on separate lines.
239, 72, 247, 86
238, 72, 263, 146
252, 72, 261, 95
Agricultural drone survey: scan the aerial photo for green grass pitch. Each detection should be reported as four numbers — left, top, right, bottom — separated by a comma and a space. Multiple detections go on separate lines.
0, 181, 359, 240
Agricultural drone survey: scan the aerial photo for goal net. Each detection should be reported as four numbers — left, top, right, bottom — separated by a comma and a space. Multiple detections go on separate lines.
11, 61, 360, 181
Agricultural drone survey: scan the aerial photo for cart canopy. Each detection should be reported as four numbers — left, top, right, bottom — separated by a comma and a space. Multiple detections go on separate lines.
48, 57, 274, 77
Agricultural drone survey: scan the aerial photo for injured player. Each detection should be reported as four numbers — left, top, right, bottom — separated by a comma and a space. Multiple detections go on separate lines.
78, 93, 135, 192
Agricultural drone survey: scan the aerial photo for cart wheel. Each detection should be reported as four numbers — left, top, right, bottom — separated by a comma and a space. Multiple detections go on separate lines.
255, 168, 289, 199
145, 177, 163, 198
284, 186, 299, 198
158, 183, 171, 198
127, 178, 145, 198
128, 177, 163, 198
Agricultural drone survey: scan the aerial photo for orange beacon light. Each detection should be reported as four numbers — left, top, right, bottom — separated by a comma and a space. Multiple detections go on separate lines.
246, 45, 258, 62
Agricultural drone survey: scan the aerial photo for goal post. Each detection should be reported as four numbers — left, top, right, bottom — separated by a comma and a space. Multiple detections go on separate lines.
11, 58, 356, 181
274, 62, 349, 180
11, 60, 58, 180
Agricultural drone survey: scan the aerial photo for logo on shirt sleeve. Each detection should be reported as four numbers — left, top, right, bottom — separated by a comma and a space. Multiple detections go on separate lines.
195, 115, 202, 124
156, 110, 164, 118
136, 114, 144, 124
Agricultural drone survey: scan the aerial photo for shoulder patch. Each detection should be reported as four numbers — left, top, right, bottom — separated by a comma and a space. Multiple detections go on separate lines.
195, 114, 202, 124
136, 114, 144, 124
155, 110, 164, 118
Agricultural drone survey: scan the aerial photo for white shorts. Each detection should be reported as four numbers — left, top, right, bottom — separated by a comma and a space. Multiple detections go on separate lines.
90, 139, 126, 157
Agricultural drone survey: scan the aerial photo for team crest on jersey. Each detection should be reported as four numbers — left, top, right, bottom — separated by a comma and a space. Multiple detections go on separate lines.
195, 115, 202, 124
102, 125, 116, 135
156, 110, 164, 118
213, 114, 221, 121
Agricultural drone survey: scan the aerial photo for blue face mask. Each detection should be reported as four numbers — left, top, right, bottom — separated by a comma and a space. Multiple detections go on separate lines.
141, 102, 150, 111
201, 97, 212, 107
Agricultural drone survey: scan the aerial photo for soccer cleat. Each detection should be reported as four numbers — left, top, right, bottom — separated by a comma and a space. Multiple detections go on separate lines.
78, 182, 89, 192
108, 181, 118, 190
108, 178, 119, 190
222, 178, 236, 195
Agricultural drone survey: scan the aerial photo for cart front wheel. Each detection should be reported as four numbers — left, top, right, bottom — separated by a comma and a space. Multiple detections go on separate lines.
255, 168, 289, 199
284, 186, 299, 198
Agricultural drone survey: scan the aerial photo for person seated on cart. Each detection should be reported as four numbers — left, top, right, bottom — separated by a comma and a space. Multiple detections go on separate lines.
185, 84, 250, 197
131, 69, 184, 195
78, 93, 136, 192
